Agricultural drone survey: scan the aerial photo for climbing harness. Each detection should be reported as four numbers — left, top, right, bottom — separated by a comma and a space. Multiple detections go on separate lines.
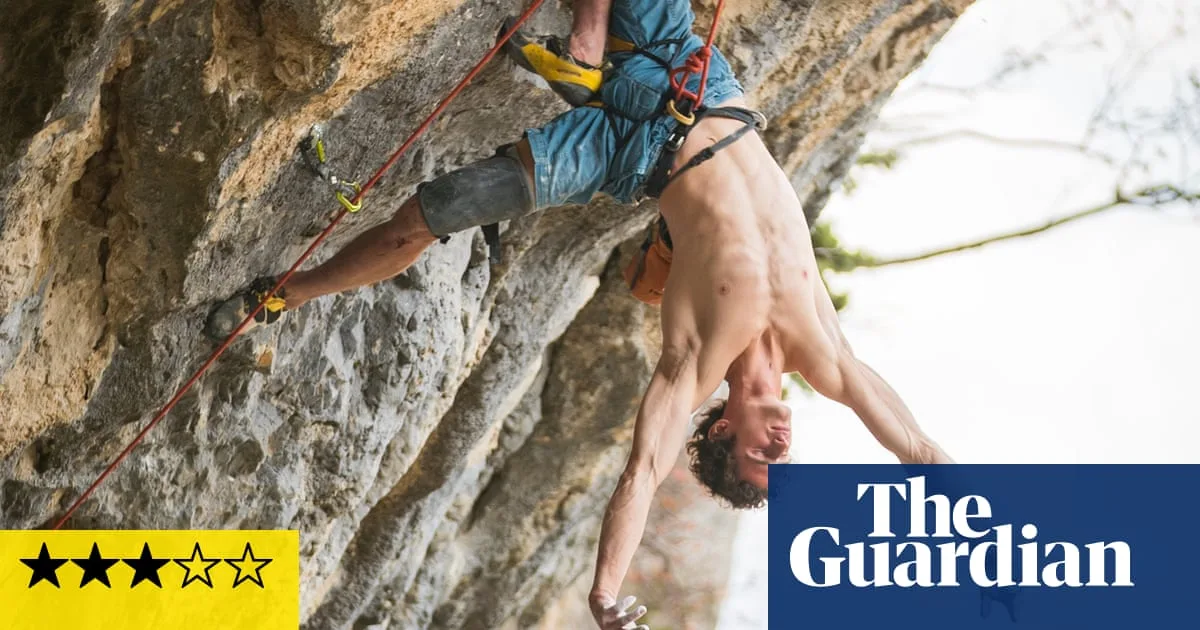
606, 0, 762, 301
643, 105, 766, 198
599, 0, 764, 199
608, 0, 726, 123
300, 124, 363, 213
48, 0, 550, 530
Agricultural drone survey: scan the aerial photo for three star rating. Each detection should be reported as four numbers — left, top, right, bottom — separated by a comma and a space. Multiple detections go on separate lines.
1, 530, 298, 630
21, 541, 272, 589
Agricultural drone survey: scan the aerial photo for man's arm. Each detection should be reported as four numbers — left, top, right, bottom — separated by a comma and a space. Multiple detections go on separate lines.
805, 282, 954, 465
590, 346, 700, 609
588, 263, 750, 626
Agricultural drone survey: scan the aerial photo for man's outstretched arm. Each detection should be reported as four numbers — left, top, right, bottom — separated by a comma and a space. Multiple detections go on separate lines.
588, 347, 700, 627
803, 284, 954, 464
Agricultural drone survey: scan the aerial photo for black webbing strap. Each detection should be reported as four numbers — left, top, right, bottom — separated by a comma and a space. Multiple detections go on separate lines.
669, 121, 756, 182
657, 214, 673, 249
482, 223, 502, 264
476, 142, 533, 264
643, 106, 766, 199
609, 37, 691, 71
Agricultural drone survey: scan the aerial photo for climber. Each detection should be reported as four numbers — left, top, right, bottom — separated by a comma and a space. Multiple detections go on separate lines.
204, 0, 952, 627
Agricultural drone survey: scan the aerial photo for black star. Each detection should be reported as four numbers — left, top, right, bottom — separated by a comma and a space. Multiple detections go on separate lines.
174, 542, 221, 588
224, 542, 272, 588
72, 542, 119, 588
123, 543, 170, 588
20, 543, 68, 588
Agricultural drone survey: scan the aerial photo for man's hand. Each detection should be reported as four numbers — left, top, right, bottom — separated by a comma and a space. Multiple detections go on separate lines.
589, 591, 650, 630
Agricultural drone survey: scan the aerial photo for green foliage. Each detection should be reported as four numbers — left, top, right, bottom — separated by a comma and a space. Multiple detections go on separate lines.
855, 150, 900, 169
810, 221, 840, 250
787, 373, 814, 394
828, 288, 849, 311
808, 222, 857, 311
841, 150, 900, 196
842, 174, 858, 195
811, 222, 878, 274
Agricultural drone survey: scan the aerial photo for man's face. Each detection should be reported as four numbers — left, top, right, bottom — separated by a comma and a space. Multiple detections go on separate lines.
709, 397, 792, 489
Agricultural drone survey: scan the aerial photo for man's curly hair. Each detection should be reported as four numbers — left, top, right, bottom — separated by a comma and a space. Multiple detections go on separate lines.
686, 399, 768, 510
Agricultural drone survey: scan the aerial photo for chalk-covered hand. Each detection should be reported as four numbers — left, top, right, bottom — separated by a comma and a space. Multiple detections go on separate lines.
589, 591, 650, 630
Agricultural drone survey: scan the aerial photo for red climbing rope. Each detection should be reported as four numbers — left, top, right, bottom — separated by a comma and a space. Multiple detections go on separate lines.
668, 0, 727, 112
49, 0, 547, 530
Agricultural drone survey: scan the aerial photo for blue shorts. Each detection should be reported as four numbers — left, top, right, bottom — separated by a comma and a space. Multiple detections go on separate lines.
524, 0, 744, 208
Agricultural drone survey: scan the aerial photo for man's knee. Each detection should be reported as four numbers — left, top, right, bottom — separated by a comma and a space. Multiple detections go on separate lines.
416, 143, 536, 238
384, 196, 437, 250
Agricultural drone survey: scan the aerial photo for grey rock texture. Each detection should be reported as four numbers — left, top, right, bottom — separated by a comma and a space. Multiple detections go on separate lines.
0, 0, 971, 628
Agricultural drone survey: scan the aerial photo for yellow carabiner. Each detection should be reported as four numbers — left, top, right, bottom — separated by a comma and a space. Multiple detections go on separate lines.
315, 137, 328, 164
666, 99, 696, 126
335, 182, 363, 213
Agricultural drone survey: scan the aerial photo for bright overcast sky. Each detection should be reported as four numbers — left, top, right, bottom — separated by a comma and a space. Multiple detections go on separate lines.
719, 0, 1200, 627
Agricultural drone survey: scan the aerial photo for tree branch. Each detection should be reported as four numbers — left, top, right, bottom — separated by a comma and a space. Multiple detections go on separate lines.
887, 129, 1118, 166
820, 185, 1199, 270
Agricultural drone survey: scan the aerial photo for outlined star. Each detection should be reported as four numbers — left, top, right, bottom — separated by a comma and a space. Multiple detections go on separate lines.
20, 543, 68, 588
124, 543, 170, 588
224, 542, 272, 588
72, 542, 119, 588
174, 542, 221, 588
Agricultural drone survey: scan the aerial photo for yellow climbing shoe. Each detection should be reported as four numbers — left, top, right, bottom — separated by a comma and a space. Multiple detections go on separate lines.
500, 16, 603, 107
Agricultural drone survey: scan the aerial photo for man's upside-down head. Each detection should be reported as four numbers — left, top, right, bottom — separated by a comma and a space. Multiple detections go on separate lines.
687, 396, 793, 510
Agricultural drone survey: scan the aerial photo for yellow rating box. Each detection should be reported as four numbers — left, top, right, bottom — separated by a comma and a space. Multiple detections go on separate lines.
0, 530, 298, 629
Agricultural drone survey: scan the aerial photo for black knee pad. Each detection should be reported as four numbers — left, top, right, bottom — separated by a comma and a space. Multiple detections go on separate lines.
418, 146, 535, 238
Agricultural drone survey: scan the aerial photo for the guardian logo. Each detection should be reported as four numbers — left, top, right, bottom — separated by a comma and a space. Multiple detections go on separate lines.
790, 476, 1134, 589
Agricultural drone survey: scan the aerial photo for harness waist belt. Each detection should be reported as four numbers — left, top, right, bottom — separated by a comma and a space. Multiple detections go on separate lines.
643, 106, 767, 199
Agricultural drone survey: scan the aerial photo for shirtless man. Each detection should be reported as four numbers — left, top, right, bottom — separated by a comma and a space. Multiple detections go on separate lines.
205, 1, 952, 628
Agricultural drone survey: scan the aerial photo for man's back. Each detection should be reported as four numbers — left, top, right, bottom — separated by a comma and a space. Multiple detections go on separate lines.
659, 97, 839, 380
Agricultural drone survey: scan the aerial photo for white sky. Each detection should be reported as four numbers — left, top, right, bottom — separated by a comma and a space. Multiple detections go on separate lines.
719, 0, 1200, 627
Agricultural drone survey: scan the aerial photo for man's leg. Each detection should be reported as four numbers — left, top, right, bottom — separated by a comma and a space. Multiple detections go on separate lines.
286, 141, 537, 309
281, 196, 437, 309
567, 0, 611, 67
203, 140, 539, 339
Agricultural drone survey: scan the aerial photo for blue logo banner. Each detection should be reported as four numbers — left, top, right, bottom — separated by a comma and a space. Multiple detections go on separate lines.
768, 465, 1200, 629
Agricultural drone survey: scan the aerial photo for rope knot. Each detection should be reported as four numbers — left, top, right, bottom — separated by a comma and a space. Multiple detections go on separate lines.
683, 49, 710, 73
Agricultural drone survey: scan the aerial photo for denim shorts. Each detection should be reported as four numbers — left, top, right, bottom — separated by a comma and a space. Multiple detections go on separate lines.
524, 0, 744, 208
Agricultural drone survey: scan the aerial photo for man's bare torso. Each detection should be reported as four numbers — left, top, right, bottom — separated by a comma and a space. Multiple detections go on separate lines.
658, 97, 842, 396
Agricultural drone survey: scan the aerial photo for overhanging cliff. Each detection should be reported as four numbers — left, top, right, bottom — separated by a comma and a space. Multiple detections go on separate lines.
0, 1, 971, 628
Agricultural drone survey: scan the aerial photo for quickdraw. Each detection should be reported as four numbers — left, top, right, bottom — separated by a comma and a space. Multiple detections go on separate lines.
665, 0, 727, 126
640, 0, 758, 199
301, 124, 364, 213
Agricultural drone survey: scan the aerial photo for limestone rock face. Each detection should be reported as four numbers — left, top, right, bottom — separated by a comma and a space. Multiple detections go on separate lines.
0, 1, 970, 628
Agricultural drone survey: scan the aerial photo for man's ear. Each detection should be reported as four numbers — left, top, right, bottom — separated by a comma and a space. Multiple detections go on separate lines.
708, 418, 732, 440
